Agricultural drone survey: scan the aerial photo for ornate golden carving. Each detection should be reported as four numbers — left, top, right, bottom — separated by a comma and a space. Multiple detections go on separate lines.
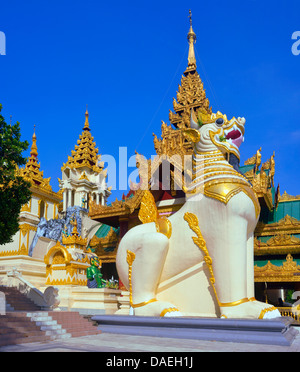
155, 217, 172, 240
138, 190, 172, 239
52, 251, 65, 264
138, 190, 158, 224
244, 147, 261, 168
204, 181, 260, 218
79, 171, 89, 180
44, 243, 71, 265
279, 191, 300, 202
283, 253, 298, 271
266, 233, 299, 246
44, 240, 91, 286
0, 249, 19, 257
19, 243, 28, 255
242, 149, 275, 211
62, 230, 87, 247
126, 249, 136, 306
182, 128, 200, 143
19, 223, 37, 236
61, 216, 87, 247
89, 189, 146, 220
254, 254, 300, 282
184, 212, 250, 308
255, 215, 300, 237
184, 212, 219, 304
21, 199, 32, 213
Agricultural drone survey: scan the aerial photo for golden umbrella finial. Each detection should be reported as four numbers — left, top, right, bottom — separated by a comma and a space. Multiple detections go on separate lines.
186, 10, 197, 72
83, 104, 91, 131
30, 124, 38, 157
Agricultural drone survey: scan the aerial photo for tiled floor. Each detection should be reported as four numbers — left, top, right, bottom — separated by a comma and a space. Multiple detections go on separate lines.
1, 329, 300, 352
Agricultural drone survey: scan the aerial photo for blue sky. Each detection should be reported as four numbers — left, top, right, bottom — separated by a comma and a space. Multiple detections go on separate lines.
0, 0, 299, 202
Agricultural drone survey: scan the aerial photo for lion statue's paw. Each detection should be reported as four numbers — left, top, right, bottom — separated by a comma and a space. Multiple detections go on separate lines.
220, 299, 281, 320
250, 299, 281, 319
133, 300, 182, 318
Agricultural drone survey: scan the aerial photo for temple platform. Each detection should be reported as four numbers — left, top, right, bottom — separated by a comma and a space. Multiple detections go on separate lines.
91, 314, 298, 346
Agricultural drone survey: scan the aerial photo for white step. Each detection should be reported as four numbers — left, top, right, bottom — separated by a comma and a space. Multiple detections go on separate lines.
26, 311, 72, 340
44, 328, 67, 336
49, 333, 72, 340
35, 319, 57, 326
40, 323, 64, 331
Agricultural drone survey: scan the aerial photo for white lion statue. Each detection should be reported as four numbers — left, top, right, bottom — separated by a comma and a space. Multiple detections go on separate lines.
116, 110, 280, 320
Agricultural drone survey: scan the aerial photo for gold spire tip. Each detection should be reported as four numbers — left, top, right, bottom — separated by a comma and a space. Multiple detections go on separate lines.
30, 125, 38, 157
188, 9, 192, 26
83, 105, 90, 131
186, 10, 196, 72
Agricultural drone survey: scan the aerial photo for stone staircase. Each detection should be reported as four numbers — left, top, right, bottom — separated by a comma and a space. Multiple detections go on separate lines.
0, 286, 101, 347
26, 312, 71, 341
49, 311, 101, 338
0, 312, 52, 347
0, 286, 41, 312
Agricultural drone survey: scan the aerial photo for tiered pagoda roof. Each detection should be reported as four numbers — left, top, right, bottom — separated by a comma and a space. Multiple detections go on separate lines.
19, 127, 60, 200
61, 109, 103, 174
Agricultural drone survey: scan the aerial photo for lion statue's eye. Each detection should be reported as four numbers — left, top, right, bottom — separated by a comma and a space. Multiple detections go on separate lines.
215, 118, 224, 127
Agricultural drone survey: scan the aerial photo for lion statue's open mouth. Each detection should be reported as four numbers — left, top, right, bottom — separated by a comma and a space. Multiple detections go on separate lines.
224, 124, 244, 149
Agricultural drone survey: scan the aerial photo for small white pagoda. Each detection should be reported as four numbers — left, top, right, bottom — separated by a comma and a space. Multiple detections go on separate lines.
59, 109, 111, 212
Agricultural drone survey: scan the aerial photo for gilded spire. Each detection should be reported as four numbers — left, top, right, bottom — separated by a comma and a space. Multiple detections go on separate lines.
186, 10, 197, 73
26, 125, 39, 169
19, 126, 53, 191
30, 124, 38, 158
61, 109, 103, 173
83, 105, 91, 131
153, 12, 212, 157
166, 11, 211, 130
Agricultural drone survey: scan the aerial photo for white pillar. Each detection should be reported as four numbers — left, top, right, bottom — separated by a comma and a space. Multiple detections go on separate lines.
63, 189, 68, 211
68, 189, 72, 208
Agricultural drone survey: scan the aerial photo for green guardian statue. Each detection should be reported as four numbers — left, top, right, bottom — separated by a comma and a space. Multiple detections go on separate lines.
87, 256, 105, 288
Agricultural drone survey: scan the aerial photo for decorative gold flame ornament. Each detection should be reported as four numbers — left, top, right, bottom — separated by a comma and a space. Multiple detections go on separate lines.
138, 190, 172, 239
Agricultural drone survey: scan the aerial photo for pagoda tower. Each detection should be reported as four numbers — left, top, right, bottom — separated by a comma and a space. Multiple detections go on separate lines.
153, 12, 212, 158
60, 109, 111, 212
19, 126, 62, 218
3, 127, 62, 255
0, 127, 62, 286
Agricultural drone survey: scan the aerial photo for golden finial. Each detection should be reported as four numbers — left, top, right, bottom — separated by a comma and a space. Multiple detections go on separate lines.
83, 104, 90, 131
188, 9, 192, 26
30, 124, 38, 157
186, 9, 197, 72
70, 215, 79, 236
